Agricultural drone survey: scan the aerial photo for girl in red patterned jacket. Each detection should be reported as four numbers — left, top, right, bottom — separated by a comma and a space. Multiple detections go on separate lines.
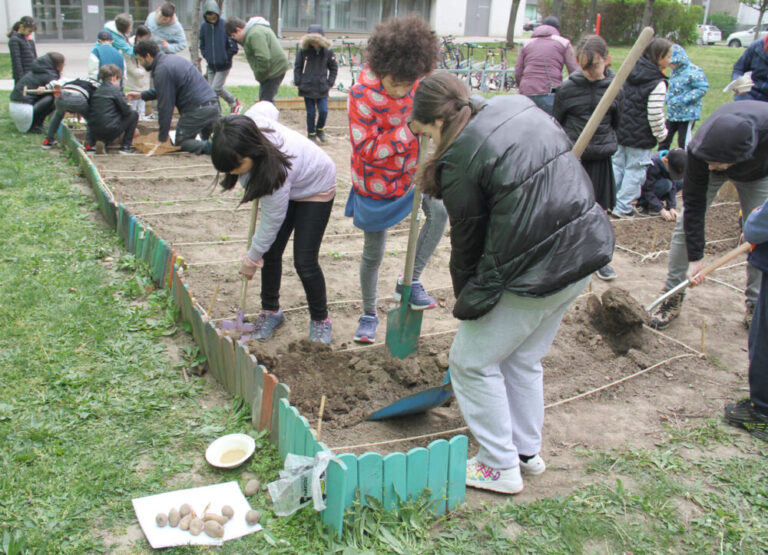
346, 15, 446, 344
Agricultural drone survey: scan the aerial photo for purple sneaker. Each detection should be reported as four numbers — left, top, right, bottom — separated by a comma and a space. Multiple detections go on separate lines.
309, 317, 332, 344
394, 275, 437, 310
252, 310, 285, 340
353, 313, 378, 344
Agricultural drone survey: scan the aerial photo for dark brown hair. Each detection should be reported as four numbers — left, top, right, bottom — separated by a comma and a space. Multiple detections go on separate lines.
365, 15, 439, 83
160, 2, 176, 17
47, 52, 65, 72
576, 34, 609, 71
99, 63, 123, 81
643, 37, 673, 66
412, 72, 475, 198
115, 13, 132, 34
225, 17, 246, 36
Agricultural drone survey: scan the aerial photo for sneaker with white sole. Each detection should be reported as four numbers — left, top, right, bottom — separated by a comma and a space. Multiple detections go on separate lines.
394, 275, 437, 310
251, 310, 285, 340
353, 313, 378, 344
465, 457, 523, 494
596, 264, 617, 281
519, 454, 546, 475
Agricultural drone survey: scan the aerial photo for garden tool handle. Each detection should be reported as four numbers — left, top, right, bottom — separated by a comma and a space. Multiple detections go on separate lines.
401, 136, 431, 286
572, 27, 655, 159
239, 199, 260, 311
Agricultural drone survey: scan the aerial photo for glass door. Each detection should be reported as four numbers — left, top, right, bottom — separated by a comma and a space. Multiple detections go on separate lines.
32, 0, 85, 40
32, 0, 60, 39
60, 0, 84, 39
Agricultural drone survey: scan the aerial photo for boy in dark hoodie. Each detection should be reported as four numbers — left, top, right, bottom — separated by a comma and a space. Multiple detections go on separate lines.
637, 148, 686, 220
199, 0, 241, 114
87, 64, 138, 154
9, 52, 64, 133
650, 101, 768, 331
723, 197, 768, 442
293, 24, 338, 142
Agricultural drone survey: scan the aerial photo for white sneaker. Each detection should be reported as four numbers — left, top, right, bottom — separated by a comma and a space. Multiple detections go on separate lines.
519, 454, 546, 475
466, 457, 523, 494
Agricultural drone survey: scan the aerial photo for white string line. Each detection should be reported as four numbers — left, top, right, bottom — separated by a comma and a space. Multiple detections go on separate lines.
137, 206, 250, 218
209, 286, 456, 322
714, 261, 747, 272
100, 164, 212, 174
186, 244, 453, 267
172, 227, 413, 247
707, 276, 743, 294
110, 173, 218, 181
124, 197, 240, 206
642, 325, 704, 356
328, 353, 698, 451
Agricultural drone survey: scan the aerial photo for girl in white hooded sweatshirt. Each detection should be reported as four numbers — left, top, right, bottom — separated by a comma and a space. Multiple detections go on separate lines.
210, 102, 336, 344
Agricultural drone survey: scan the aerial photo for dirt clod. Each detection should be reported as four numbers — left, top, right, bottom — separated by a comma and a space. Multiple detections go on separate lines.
586, 288, 647, 355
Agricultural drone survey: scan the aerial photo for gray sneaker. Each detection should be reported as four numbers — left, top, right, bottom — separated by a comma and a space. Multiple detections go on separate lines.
252, 310, 285, 340
309, 317, 332, 344
649, 292, 684, 330
745, 303, 755, 330
596, 264, 617, 281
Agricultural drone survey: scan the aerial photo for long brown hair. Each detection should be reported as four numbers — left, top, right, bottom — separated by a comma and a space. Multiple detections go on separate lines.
412, 72, 475, 198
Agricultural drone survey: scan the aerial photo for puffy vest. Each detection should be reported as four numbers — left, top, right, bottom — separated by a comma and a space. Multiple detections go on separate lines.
616, 57, 666, 149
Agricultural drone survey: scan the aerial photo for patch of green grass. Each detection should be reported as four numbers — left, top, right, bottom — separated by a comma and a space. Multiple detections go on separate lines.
0, 53, 11, 79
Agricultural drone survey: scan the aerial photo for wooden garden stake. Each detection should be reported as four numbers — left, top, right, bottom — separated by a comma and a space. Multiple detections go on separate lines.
588, 279, 593, 293
316, 395, 327, 441
207, 282, 220, 319
650, 230, 658, 253
701, 320, 706, 354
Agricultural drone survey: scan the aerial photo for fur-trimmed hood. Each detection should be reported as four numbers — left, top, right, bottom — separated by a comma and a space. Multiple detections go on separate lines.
300, 33, 330, 50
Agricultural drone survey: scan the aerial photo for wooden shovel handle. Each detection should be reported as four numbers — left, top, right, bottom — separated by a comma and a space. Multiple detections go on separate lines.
239, 199, 260, 311
572, 27, 655, 159
401, 136, 431, 285
694, 241, 752, 279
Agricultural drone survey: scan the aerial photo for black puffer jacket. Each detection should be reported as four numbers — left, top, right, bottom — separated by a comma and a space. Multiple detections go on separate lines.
88, 81, 135, 137
293, 33, 338, 98
616, 56, 666, 149
437, 95, 615, 320
553, 69, 620, 161
10, 54, 60, 104
684, 100, 768, 262
8, 32, 37, 83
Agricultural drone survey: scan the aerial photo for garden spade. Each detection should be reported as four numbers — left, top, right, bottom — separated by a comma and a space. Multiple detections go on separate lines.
370, 27, 658, 419
385, 136, 431, 359
220, 200, 259, 343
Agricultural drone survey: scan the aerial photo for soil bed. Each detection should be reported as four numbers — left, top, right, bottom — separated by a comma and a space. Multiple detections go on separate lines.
86, 108, 745, 466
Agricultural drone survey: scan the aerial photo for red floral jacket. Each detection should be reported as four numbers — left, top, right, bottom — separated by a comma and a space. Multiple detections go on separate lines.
348, 65, 419, 200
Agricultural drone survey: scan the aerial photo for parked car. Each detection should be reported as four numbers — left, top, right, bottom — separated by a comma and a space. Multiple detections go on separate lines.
697, 24, 722, 45
727, 23, 768, 47
523, 20, 541, 31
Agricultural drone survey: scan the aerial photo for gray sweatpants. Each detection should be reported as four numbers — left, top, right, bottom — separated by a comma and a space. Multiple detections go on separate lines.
449, 276, 589, 470
664, 173, 768, 306
360, 195, 448, 313
206, 67, 236, 108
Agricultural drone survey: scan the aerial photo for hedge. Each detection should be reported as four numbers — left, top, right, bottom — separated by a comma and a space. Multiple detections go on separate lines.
539, 0, 703, 45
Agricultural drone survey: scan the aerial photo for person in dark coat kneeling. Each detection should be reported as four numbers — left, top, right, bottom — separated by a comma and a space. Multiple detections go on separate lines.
408, 72, 614, 495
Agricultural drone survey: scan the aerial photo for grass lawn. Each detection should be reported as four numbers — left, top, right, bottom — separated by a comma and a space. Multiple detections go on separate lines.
1, 45, 768, 552
0, 53, 12, 79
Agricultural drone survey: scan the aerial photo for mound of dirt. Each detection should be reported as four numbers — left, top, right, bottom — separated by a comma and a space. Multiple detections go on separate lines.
586, 288, 648, 354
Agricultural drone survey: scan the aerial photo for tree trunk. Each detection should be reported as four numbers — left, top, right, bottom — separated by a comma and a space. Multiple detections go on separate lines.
271, 0, 280, 36
641, 0, 654, 28
590, 0, 598, 30
189, 0, 202, 72
755, 3, 766, 41
551, 0, 564, 20
506, 0, 522, 44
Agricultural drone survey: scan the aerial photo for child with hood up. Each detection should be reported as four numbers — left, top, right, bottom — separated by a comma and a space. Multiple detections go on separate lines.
659, 44, 709, 151
199, 0, 241, 114
294, 24, 338, 143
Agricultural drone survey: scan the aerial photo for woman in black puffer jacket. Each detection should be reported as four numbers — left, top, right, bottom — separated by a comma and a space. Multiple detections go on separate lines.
409, 72, 613, 496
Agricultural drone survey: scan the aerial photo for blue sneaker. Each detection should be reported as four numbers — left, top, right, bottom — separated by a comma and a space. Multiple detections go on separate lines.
309, 317, 332, 344
252, 310, 285, 340
353, 313, 378, 344
394, 275, 437, 310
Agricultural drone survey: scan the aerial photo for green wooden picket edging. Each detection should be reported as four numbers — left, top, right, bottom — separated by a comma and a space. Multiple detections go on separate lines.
59, 124, 469, 537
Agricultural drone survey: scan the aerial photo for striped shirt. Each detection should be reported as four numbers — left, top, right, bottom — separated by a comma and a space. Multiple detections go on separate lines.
647, 81, 668, 143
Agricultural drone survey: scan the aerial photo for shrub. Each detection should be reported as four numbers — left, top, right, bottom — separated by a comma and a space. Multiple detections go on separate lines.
708, 11, 738, 38
538, 0, 703, 45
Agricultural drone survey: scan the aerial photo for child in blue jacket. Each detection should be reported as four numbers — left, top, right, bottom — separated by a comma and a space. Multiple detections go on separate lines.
659, 45, 708, 151
724, 198, 768, 442
199, 0, 241, 114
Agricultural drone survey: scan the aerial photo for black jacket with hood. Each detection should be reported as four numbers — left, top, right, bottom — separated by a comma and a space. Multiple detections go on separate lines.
140, 52, 218, 143
199, 0, 238, 71
293, 26, 338, 99
616, 56, 666, 149
436, 95, 614, 320
684, 100, 768, 261
553, 69, 620, 161
88, 80, 135, 138
8, 31, 37, 83
10, 54, 60, 104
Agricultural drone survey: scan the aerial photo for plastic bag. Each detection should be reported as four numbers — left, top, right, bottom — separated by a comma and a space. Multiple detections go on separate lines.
267, 451, 333, 516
